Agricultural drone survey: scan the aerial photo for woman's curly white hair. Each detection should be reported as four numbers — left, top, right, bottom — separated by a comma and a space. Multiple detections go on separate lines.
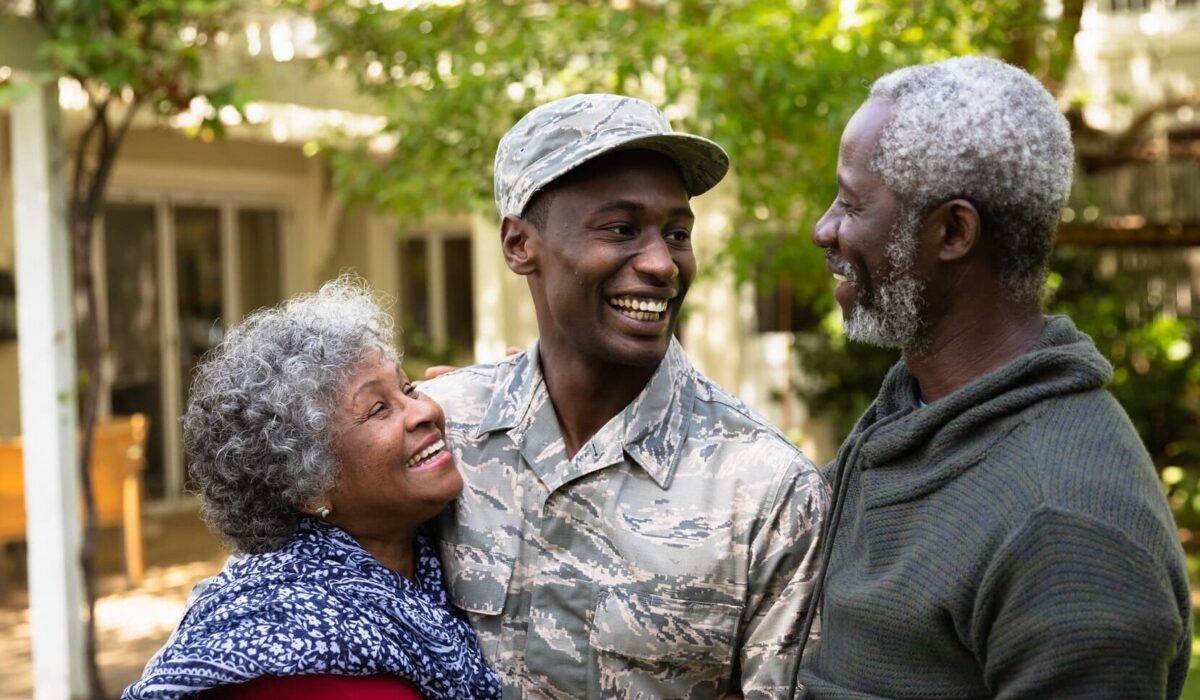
183, 275, 399, 553
869, 55, 1074, 303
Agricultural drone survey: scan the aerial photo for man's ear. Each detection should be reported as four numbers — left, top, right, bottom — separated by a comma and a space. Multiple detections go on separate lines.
501, 215, 538, 276
926, 198, 980, 263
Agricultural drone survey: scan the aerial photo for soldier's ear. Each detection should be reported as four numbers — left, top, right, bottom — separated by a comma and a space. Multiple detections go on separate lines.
502, 215, 538, 276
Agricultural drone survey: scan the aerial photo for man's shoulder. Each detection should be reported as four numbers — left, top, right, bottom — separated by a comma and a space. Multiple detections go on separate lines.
987, 387, 1170, 539
420, 355, 521, 412
1023, 386, 1153, 475
686, 368, 817, 473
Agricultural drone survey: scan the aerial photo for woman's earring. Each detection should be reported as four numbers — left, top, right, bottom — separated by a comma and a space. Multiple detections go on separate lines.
317, 506, 332, 520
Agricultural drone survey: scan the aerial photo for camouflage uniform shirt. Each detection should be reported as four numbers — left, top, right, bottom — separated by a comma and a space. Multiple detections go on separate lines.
421, 339, 828, 699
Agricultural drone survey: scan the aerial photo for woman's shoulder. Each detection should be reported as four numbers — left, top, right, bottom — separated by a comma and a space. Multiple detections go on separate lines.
179, 527, 385, 643
203, 673, 423, 700
205, 522, 378, 593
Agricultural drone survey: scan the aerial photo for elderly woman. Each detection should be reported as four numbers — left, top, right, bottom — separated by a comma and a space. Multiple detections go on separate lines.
124, 278, 500, 700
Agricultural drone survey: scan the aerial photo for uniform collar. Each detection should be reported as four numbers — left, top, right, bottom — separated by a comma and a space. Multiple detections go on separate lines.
475, 343, 543, 438
476, 339, 696, 490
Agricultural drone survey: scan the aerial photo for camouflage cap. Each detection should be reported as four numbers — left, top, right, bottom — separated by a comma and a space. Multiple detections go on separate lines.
494, 93, 730, 220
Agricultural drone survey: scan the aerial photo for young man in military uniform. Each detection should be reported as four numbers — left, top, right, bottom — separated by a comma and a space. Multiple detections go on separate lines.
421, 94, 828, 699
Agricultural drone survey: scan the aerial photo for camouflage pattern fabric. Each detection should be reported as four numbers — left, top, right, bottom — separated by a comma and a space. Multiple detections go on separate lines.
422, 339, 828, 699
493, 93, 729, 220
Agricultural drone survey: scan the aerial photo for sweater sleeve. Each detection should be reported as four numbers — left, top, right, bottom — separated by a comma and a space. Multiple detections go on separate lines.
972, 506, 1184, 699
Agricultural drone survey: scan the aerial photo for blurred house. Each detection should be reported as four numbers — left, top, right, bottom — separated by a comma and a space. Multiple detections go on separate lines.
0, 8, 823, 517
1058, 0, 1200, 309
2, 0, 1199, 507
4, 1, 1199, 512
2, 0, 1198, 696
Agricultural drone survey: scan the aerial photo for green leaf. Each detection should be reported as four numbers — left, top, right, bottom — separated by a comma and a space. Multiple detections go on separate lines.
0, 73, 54, 108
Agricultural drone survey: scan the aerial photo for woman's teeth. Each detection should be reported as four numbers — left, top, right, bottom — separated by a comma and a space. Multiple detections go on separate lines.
405, 439, 445, 469
610, 296, 668, 322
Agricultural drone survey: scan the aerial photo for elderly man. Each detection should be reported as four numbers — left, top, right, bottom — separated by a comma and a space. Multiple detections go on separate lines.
795, 56, 1191, 697
421, 94, 827, 699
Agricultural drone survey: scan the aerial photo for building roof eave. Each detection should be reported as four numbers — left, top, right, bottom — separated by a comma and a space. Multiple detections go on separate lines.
0, 14, 44, 74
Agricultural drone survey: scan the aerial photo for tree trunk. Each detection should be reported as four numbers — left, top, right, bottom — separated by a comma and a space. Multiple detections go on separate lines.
70, 96, 138, 700
70, 199, 104, 700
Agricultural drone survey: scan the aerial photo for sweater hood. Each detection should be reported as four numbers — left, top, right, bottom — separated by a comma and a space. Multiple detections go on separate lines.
847, 315, 1112, 505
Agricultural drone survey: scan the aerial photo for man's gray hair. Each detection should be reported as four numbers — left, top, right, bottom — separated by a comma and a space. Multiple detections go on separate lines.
869, 56, 1074, 303
183, 275, 399, 553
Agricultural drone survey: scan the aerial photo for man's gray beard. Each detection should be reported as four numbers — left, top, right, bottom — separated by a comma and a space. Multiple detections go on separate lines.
843, 208, 927, 350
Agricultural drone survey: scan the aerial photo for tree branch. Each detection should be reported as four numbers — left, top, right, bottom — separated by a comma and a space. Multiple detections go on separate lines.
1070, 93, 1200, 173
88, 98, 142, 216
71, 102, 105, 218
32, 0, 51, 26
82, 101, 112, 221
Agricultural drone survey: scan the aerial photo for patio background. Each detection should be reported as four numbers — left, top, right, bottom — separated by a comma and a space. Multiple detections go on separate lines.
1, 0, 1198, 697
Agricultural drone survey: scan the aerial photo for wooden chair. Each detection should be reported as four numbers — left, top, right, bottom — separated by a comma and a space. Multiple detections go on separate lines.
0, 414, 149, 591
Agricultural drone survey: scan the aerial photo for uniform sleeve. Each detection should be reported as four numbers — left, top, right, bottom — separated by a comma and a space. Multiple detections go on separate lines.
974, 507, 1188, 699
737, 457, 830, 699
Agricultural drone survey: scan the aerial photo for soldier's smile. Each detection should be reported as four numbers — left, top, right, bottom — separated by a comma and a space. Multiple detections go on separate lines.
608, 294, 670, 323
529, 150, 696, 369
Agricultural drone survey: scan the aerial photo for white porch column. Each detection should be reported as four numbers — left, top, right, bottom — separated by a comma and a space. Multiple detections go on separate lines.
11, 80, 87, 698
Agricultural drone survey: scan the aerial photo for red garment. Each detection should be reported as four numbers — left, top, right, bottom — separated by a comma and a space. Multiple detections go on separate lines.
203, 673, 423, 699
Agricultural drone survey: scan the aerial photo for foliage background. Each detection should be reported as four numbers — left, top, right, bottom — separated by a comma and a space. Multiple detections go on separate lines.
295, 0, 1199, 684
299, 0, 1080, 313
291, 0, 1198, 484
1, 2, 243, 695
4, 0, 1197, 692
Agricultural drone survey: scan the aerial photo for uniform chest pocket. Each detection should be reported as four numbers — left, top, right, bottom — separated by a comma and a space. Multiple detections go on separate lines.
442, 541, 514, 617
589, 587, 742, 667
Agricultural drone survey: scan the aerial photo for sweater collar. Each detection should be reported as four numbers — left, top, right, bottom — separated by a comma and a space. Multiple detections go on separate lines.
855, 315, 1112, 471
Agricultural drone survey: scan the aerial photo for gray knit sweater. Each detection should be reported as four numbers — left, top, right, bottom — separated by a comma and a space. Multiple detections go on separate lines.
798, 316, 1191, 698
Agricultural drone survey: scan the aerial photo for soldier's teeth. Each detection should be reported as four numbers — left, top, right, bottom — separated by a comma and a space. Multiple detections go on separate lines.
610, 296, 668, 313
628, 310, 658, 321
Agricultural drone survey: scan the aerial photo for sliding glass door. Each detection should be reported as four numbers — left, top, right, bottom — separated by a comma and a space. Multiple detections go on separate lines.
100, 198, 284, 501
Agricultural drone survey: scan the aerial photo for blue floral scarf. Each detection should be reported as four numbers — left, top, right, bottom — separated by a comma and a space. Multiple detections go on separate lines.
124, 520, 500, 699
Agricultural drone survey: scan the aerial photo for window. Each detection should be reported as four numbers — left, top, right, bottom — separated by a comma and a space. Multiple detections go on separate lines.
443, 238, 475, 349
397, 232, 475, 360
755, 274, 823, 333
239, 209, 283, 316
99, 198, 285, 500
399, 238, 430, 342
103, 203, 165, 496
1096, 0, 1195, 12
